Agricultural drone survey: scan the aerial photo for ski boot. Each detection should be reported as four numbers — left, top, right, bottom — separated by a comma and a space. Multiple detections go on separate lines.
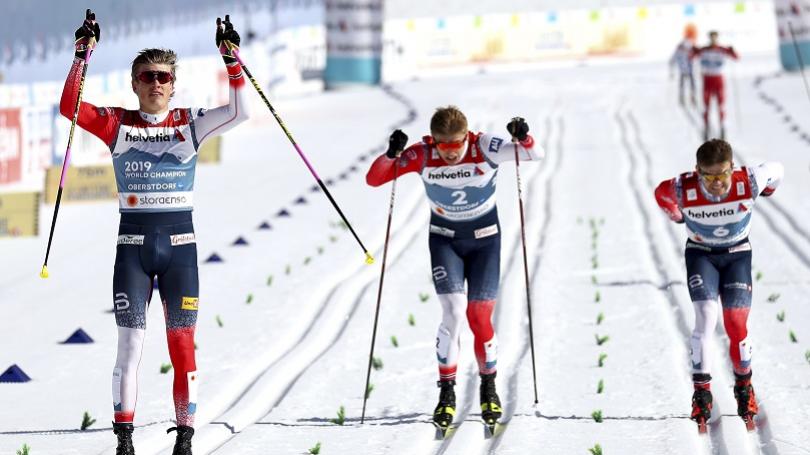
433, 380, 456, 437
690, 375, 713, 434
733, 372, 758, 432
112, 422, 135, 455
167, 425, 194, 455
480, 372, 502, 435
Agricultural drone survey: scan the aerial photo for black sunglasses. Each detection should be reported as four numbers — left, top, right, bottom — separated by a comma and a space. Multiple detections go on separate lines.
136, 71, 174, 84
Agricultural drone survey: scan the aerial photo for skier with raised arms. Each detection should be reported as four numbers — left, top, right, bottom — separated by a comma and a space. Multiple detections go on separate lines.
366, 106, 543, 435
654, 139, 783, 433
61, 10, 248, 454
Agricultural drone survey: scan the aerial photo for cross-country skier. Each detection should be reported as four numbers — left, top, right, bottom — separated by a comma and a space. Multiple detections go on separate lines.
61, 10, 248, 454
654, 139, 783, 433
690, 30, 738, 140
365, 106, 543, 433
669, 23, 698, 107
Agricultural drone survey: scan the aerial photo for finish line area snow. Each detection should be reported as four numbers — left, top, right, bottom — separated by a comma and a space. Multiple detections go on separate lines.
1, 56, 809, 454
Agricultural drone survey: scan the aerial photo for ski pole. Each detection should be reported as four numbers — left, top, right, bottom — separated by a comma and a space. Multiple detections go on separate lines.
40, 16, 97, 279
512, 134, 539, 404
230, 46, 374, 264
360, 157, 400, 424
788, 21, 810, 107
732, 62, 742, 130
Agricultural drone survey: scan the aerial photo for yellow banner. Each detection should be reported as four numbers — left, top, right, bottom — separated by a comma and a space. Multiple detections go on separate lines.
198, 136, 221, 164
44, 164, 117, 204
0, 191, 40, 237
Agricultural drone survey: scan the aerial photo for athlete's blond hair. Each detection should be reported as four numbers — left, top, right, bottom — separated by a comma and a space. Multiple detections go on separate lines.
431, 106, 468, 137
131, 48, 178, 81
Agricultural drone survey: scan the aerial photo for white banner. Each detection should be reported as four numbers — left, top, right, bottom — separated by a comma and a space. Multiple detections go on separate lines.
774, 0, 810, 70
326, 0, 384, 59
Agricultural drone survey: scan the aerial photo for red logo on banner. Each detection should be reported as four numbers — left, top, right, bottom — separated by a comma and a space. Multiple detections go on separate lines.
0, 108, 22, 184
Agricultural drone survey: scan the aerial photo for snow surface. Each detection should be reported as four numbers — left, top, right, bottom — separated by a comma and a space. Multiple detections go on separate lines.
2, 55, 810, 454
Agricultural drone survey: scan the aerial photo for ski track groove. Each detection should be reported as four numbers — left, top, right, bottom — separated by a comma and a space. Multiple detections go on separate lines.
616, 105, 733, 455
480, 111, 561, 454
208, 206, 429, 453
748, 73, 810, 253
628, 104, 790, 455
486, 111, 564, 455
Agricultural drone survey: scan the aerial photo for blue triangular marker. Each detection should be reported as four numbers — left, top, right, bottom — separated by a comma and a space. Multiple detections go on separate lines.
232, 236, 249, 246
276, 209, 291, 217
325, 179, 335, 186
358, 155, 367, 162
310, 184, 320, 193
258, 221, 272, 230
339, 173, 348, 180
0, 365, 31, 383
205, 253, 224, 263
63, 328, 94, 344
349, 165, 358, 172
294, 196, 307, 205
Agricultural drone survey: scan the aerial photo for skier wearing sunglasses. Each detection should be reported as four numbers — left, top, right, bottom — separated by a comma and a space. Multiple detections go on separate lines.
59, 10, 248, 455
366, 106, 543, 434
654, 139, 783, 434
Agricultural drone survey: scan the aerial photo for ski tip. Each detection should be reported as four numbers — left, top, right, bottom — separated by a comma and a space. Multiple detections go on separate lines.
695, 417, 708, 435
365, 252, 375, 265
484, 422, 503, 438
39, 265, 49, 279
744, 416, 756, 432
433, 422, 453, 440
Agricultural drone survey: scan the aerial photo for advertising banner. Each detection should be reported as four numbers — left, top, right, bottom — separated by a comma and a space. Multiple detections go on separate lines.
0, 191, 39, 237
0, 108, 22, 185
198, 136, 221, 164
324, 0, 384, 87
44, 164, 117, 204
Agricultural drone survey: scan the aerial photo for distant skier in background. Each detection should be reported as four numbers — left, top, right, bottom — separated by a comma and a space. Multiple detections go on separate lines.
669, 23, 698, 107
691, 30, 739, 140
654, 139, 783, 434
366, 106, 543, 435
61, 10, 248, 454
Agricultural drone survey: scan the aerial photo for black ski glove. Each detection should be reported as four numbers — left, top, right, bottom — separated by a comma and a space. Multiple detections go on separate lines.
74, 9, 100, 61
507, 117, 530, 142
386, 129, 408, 158
216, 15, 241, 65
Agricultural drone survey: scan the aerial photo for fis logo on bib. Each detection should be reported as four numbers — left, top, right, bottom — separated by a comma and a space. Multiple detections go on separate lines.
489, 137, 503, 153
181, 297, 199, 311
